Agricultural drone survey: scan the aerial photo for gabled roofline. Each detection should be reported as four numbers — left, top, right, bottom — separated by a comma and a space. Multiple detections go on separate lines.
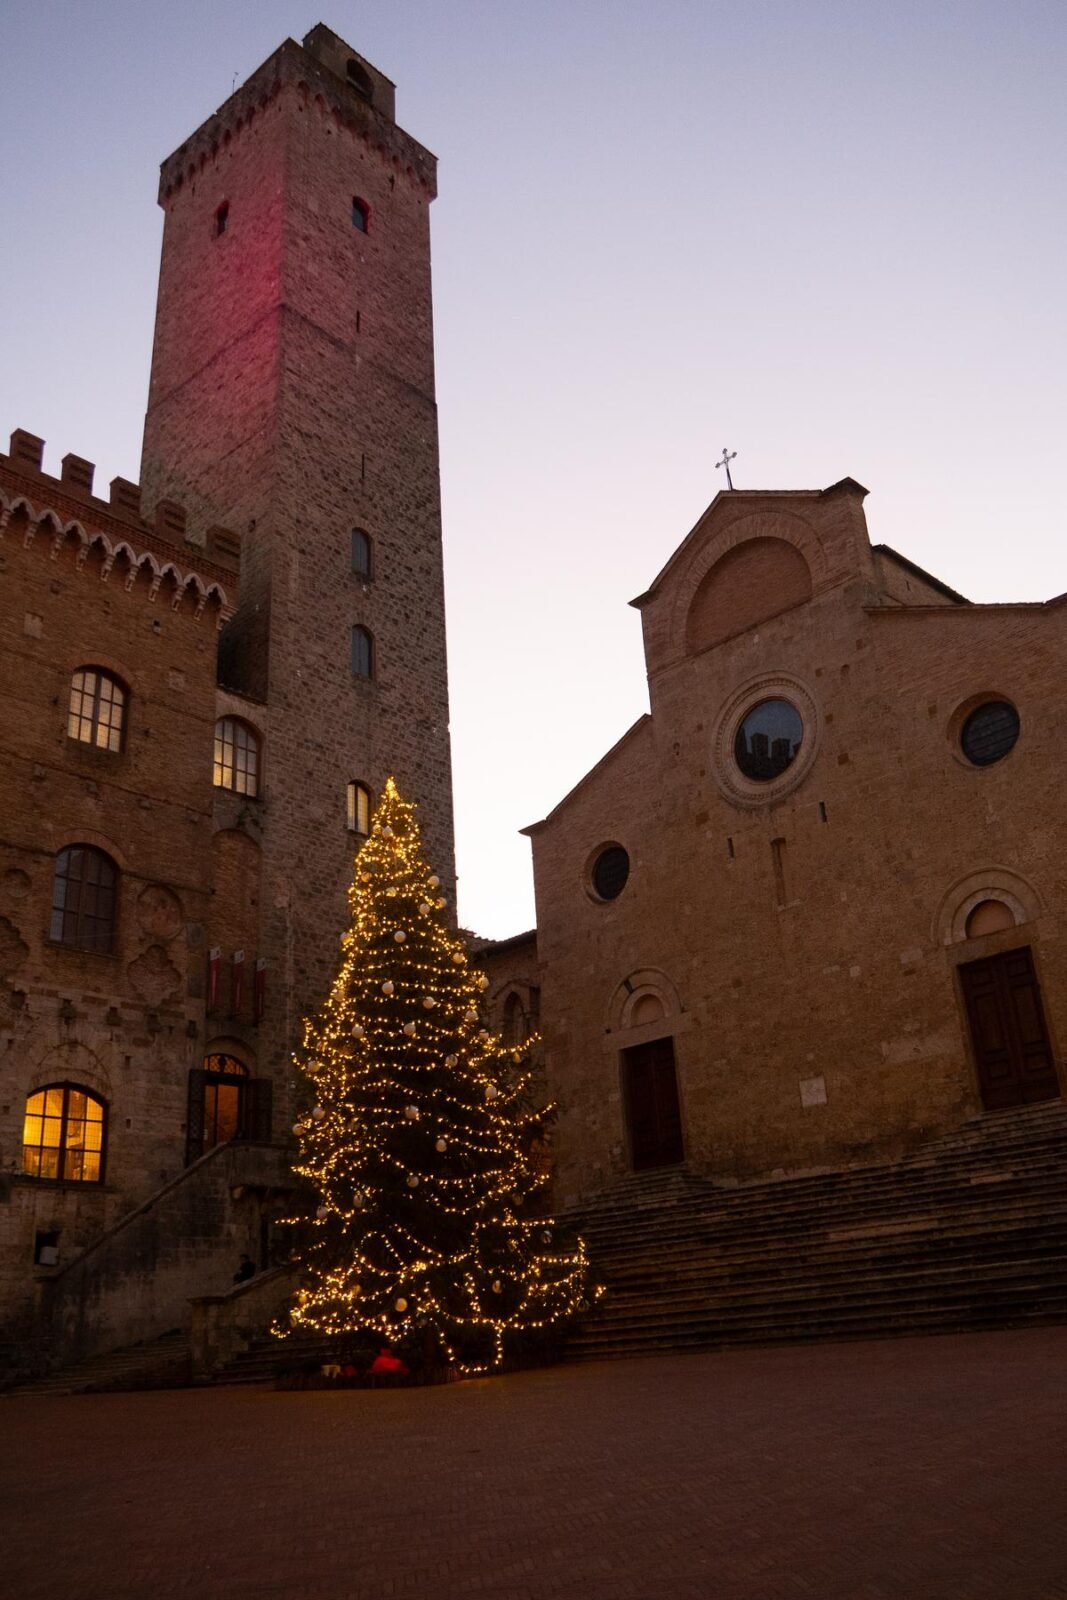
873, 544, 969, 605
521, 714, 652, 835
629, 478, 869, 610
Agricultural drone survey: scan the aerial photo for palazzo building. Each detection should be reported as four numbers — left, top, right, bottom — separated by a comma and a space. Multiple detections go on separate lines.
519, 479, 1066, 1206
0, 27, 454, 1369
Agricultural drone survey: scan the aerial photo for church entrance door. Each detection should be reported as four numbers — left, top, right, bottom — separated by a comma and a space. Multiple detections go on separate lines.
959, 946, 1060, 1111
623, 1038, 684, 1170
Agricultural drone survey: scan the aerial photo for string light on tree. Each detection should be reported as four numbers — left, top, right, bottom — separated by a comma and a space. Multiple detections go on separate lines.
276, 776, 594, 1374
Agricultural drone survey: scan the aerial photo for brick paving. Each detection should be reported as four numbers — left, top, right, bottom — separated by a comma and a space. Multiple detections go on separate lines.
4, 1329, 1067, 1599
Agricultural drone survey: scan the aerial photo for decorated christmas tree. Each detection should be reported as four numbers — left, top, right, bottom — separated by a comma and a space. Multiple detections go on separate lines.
280, 777, 593, 1374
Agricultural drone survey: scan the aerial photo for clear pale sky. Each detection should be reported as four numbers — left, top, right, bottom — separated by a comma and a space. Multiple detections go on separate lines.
2, 1, 1065, 936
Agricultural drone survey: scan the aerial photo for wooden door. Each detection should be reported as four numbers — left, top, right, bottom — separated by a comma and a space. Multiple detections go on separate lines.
959, 946, 1060, 1111
623, 1037, 684, 1170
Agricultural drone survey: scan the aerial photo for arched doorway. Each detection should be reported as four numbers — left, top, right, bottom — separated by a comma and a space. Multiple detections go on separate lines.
185, 1047, 272, 1163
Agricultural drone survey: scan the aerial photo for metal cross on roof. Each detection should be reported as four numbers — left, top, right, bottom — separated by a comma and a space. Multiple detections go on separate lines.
716, 448, 737, 491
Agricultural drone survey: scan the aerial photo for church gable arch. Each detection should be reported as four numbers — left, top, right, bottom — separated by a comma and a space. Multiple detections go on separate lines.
686, 537, 813, 656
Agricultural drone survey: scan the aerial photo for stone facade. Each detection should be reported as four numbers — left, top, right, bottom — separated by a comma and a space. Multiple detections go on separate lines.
0, 27, 454, 1365
524, 480, 1067, 1205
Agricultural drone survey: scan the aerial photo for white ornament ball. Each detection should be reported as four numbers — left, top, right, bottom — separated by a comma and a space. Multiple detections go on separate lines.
394, 929, 407, 943
404, 1104, 419, 1120
311, 1105, 325, 1122
428, 875, 440, 889
542, 1230, 552, 1244
352, 1023, 365, 1038
382, 825, 394, 838
403, 1021, 417, 1037
292, 1121, 306, 1136
382, 980, 395, 995
492, 1280, 502, 1294
386, 886, 397, 898
435, 1137, 447, 1153
445, 1054, 458, 1068
316, 1206, 329, 1220
477, 975, 490, 991
353, 1192, 364, 1208
464, 1009, 478, 1024
395, 1296, 408, 1312
485, 1084, 499, 1101
360, 871, 371, 883
418, 901, 431, 916
436, 896, 446, 909
452, 952, 465, 965
422, 996, 436, 1009
406, 1173, 419, 1188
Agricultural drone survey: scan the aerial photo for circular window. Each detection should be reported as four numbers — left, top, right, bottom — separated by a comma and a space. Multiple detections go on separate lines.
591, 846, 629, 901
960, 701, 1019, 767
734, 699, 803, 782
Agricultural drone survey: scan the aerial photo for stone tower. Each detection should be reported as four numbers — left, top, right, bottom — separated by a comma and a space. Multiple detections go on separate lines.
141, 26, 454, 1092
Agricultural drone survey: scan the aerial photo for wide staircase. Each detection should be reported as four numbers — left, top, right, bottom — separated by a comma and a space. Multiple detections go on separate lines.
9, 1330, 191, 1396
565, 1101, 1067, 1360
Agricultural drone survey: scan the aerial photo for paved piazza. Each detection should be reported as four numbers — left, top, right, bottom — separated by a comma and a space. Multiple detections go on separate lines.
4, 1329, 1067, 1599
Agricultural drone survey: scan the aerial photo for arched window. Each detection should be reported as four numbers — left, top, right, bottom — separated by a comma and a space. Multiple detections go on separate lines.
214, 717, 260, 796
503, 992, 527, 1046
351, 528, 372, 577
23, 1084, 106, 1182
68, 668, 127, 752
352, 196, 370, 233
351, 625, 374, 679
347, 780, 371, 835
201, 1053, 248, 1152
50, 846, 118, 953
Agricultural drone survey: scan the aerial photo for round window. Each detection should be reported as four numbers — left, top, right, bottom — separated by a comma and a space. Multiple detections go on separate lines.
960, 701, 1019, 767
591, 846, 629, 901
734, 699, 803, 782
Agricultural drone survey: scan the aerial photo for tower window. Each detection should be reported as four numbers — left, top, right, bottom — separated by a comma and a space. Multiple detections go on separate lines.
347, 781, 372, 835
215, 202, 229, 237
347, 60, 373, 101
351, 625, 374, 679
50, 846, 119, 953
351, 529, 372, 577
352, 197, 370, 233
214, 717, 260, 796
23, 1084, 107, 1183
68, 668, 127, 752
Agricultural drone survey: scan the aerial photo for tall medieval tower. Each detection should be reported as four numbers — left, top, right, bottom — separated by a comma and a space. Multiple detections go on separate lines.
141, 26, 454, 1090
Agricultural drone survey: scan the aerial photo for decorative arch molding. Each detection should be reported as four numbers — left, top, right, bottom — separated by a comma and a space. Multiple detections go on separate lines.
0, 489, 232, 617
40, 825, 128, 870
686, 538, 813, 655
669, 509, 830, 663
28, 1041, 114, 1101
935, 867, 1043, 947
607, 967, 683, 1034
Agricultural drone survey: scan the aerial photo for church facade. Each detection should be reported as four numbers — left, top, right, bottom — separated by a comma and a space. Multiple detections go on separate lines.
523, 480, 1066, 1206
0, 27, 454, 1362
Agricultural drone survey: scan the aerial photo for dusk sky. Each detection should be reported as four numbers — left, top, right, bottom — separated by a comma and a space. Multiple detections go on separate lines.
3, 1, 1065, 937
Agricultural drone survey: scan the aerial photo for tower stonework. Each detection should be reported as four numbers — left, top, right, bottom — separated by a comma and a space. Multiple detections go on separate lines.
141, 28, 455, 1094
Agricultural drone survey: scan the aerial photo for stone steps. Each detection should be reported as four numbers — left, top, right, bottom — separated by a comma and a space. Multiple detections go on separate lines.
566, 1102, 1067, 1360
8, 1329, 191, 1395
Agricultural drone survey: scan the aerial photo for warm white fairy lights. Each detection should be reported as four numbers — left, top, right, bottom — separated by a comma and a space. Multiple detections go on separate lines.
276, 776, 594, 1375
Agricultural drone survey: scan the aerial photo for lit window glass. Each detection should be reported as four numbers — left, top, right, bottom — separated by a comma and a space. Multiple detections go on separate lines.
22, 1085, 106, 1183
68, 669, 126, 752
214, 718, 260, 796
347, 781, 371, 834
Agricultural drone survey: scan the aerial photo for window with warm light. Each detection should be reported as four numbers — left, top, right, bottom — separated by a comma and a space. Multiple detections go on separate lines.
23, 1085, 106, 1182
50, 846, 118, 953
214, 718, 260, 796
68, 668, 127, 752
347, 780, 371, 835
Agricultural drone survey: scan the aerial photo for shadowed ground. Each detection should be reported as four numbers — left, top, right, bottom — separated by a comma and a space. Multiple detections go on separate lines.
4, 1329, 1067, 1599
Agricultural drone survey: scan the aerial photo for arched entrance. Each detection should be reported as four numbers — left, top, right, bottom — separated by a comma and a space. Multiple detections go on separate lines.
185, 1047, 273, 1163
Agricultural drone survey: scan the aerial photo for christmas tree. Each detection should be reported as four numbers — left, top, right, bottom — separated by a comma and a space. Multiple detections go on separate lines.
280, 777, 593, 1375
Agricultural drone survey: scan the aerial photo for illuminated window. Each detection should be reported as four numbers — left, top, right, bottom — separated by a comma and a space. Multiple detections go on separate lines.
67, 668, 127, 752
352, 196, 370, 233
201, 1053, 248, 1151
215, 202, 229, 237
23, 1085, 106, 1183
351, 625, 374, 679
214, 718, 260, 796
50, 846, 118, 953
347, 780, 371, 835
351, 528, 372, 577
